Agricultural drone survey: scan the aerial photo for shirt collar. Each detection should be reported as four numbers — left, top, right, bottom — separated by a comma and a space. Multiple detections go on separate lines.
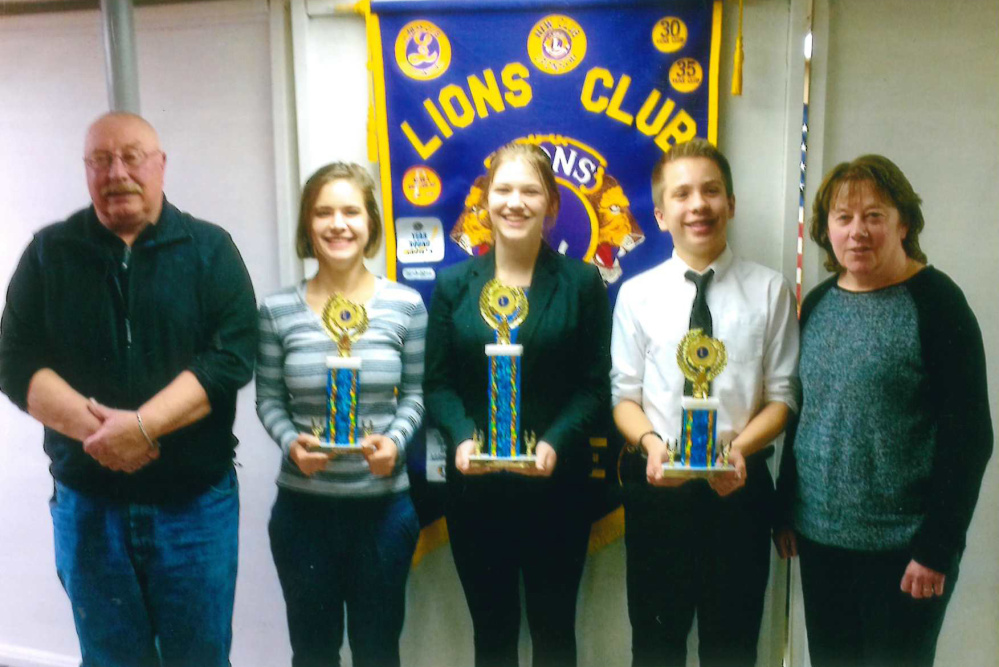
666, 244, 734, 281
85, 195, 183, 248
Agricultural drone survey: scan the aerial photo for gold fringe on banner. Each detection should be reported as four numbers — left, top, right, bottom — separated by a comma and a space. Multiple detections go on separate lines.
411, 517, 450, 568
587, 506, 625, 554
732, 0, 744, 96
708, 0, 723, 145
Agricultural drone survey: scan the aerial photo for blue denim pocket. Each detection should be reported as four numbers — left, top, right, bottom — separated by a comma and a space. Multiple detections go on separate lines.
49, 481, 91, 531
203, 466, 239, 500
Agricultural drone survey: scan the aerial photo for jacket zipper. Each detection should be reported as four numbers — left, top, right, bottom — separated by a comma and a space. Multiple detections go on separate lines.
110, 245, 134, 402
122, 246, 132, 347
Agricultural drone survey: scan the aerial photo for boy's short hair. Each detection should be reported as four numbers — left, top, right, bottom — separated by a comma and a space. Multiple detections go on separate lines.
651, 139, 734, 209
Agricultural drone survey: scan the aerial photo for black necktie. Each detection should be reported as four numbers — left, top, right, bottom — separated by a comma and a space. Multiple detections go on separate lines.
685, 268, 714, 336
684, 269, 714, 396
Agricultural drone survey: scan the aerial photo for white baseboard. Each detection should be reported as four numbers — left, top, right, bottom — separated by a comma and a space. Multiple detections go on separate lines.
0, 644, 78, 667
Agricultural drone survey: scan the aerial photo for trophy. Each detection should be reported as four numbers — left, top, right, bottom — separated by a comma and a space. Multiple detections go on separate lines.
469, 279, 537, 470
662, 328, 735, 477
309, 293, 371, 453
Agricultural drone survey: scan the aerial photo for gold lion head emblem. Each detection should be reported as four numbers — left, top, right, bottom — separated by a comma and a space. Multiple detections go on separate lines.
587, 175, 644, 283
450, 176, 493, 255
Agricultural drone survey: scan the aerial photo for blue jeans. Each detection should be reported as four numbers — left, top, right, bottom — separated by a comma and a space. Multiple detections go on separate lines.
50, 467, 239, 667
269, 489, 420, 667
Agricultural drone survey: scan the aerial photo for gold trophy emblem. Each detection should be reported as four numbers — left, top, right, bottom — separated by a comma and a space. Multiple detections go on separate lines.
479, 279, 528, 343
676, 329, 727, 399
322, 294, 369, 356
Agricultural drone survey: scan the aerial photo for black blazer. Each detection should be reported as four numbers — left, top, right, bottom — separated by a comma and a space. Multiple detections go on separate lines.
424, 244, 611, 483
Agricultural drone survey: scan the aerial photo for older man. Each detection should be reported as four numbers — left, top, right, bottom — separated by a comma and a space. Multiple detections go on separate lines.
0, 113, 256, 667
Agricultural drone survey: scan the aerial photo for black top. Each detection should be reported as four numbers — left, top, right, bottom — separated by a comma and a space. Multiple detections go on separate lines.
775, 267, 993, 571
423, 244, 612, 485
0, 199, 258, 503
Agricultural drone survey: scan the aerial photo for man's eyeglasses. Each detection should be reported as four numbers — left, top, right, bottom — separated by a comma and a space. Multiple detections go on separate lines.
84, 148, 161, 171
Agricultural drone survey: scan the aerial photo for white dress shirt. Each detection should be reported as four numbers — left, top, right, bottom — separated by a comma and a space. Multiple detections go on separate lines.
611, 246, 800, 445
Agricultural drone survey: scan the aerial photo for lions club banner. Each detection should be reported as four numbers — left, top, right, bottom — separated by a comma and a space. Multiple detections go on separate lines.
366, 0, 723, 557
371, 0, 721, 301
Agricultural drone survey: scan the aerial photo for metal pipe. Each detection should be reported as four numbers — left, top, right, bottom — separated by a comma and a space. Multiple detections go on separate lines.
3, 0, 230, 17
99, 0, 141, 113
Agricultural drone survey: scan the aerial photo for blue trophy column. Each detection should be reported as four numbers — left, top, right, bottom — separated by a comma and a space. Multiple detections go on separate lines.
486, 344, 524, 458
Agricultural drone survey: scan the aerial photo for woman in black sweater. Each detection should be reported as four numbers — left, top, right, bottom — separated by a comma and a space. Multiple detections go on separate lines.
774, 155, 993, 667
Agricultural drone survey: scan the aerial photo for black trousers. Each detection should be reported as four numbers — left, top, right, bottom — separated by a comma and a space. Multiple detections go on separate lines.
797, 534, 958, 667
446, 477, 591, 667
624, 460, 773, 667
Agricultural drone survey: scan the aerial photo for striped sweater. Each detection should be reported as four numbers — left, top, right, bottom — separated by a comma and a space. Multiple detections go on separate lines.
256, 278, 426, 497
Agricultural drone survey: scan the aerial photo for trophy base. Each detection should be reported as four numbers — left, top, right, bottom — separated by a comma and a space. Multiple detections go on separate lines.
661, 463, 736, 478
309, 443, 368, 455
468, 454, 538, 471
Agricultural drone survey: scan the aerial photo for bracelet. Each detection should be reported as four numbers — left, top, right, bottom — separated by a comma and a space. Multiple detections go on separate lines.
136, 411, 160, 451
637, 430, 662, 451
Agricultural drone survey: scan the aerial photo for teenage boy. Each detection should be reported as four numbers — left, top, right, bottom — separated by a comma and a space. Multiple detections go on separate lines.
610, 139, 800, 667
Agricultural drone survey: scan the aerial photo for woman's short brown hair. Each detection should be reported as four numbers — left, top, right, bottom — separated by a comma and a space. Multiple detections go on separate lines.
810, 155, 927, 273
483, 142, 561, 226
295, 162, 382, 259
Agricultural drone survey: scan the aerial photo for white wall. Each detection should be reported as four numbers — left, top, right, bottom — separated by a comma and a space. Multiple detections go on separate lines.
1, 1, 996, 666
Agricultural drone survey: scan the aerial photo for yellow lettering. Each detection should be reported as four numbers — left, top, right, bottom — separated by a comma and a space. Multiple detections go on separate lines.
467, 69, 505, 118
402, 62, 534, 157
400, 121, 442, 160
606, 74, 635, 125
439, 85, 475, 128
578, 66, 698, 150
423, 99, 453, 138
501, 62, 532, 108
581, 67, 612, 113
636, 90, 675, 136
655, 109, 697, 152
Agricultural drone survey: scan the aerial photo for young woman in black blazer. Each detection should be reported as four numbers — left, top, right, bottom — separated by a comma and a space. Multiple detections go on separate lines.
424, 142, 611, 667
